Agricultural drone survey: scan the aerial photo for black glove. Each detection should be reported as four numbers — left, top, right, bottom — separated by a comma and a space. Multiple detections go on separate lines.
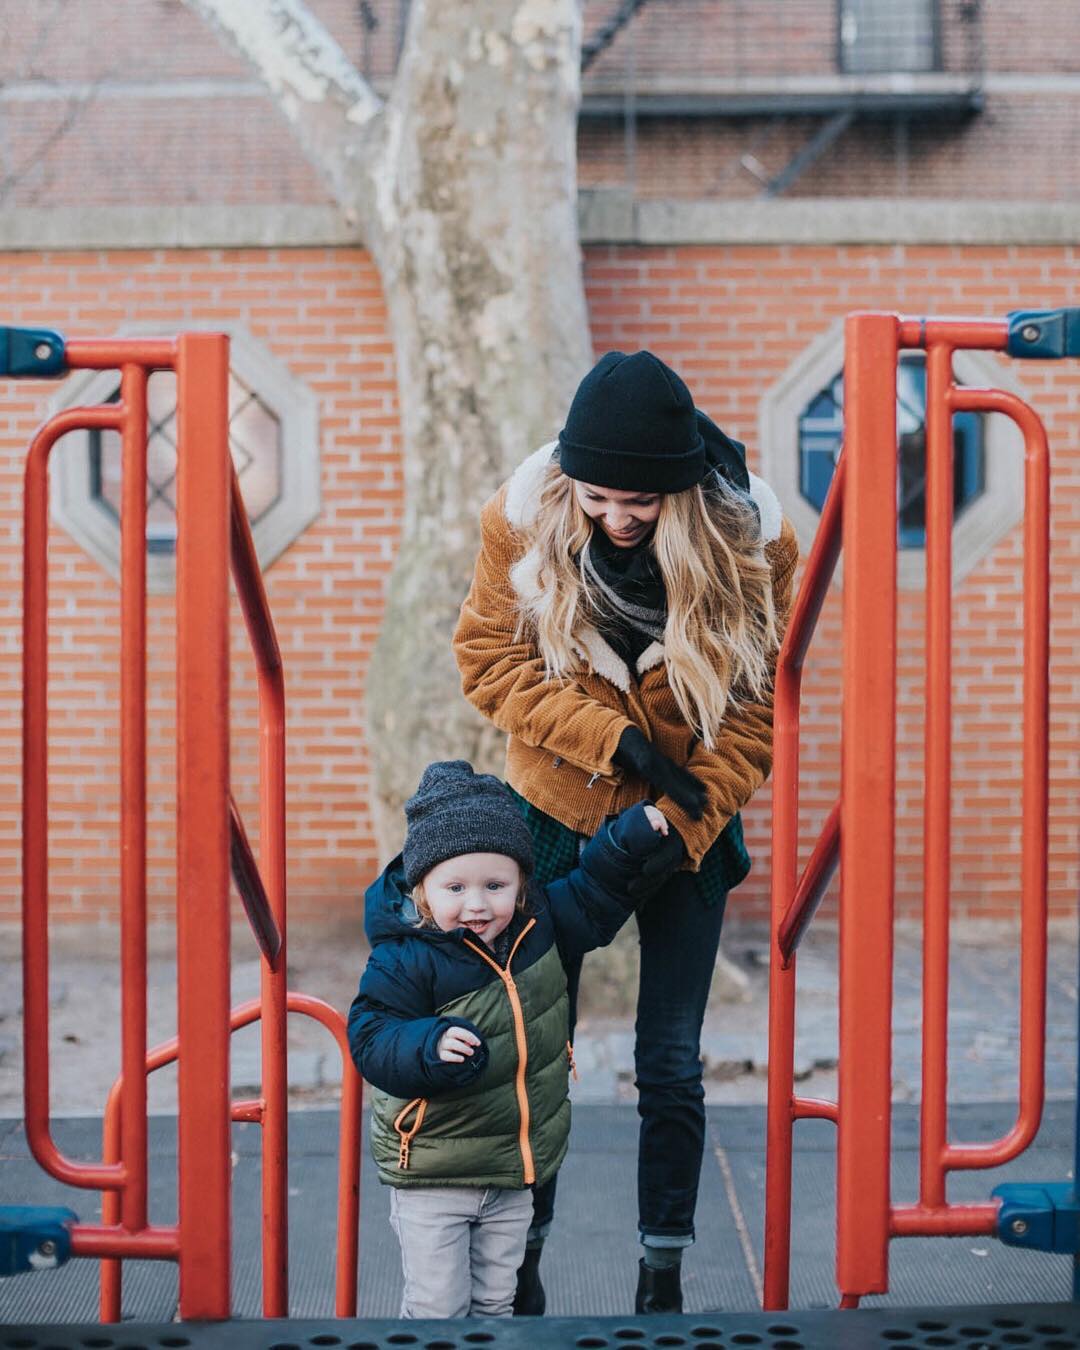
612, 726, 708, 821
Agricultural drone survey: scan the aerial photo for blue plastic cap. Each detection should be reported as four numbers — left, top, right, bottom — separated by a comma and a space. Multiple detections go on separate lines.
0, 326, 66, 378
0, 1205, 78, 1276
1007, 309, 1080, 360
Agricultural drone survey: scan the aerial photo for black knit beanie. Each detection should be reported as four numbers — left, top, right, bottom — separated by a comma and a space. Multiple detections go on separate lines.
402, 760, 535, 889
558, 350, 706, 492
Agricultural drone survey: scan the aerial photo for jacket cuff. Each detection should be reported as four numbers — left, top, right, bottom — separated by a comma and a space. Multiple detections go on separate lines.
607, 802, 665, 856
578, 823, 645, 906
422, 1017, 490, 1090
593, 715, 634, 777
654, 797, 730, 872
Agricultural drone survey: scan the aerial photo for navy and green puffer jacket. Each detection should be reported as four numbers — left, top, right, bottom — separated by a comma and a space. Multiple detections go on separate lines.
347, 804, 665, 1190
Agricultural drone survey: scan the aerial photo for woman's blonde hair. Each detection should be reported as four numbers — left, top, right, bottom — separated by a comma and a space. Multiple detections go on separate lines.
517, 461, 780, 748
411, 875, 530, 930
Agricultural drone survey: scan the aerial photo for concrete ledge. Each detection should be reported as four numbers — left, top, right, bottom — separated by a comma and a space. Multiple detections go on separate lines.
580, 191, 1080, 245
0, 204, 360, 251
0, 197, 1079, 251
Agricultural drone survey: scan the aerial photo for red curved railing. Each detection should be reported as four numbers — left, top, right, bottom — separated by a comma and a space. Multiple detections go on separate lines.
22, 333, 361, 1319
98, 994, 362, 1321
764, 313, 1050, 1309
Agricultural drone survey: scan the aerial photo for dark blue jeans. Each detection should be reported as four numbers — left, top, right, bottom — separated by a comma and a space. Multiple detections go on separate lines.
531, 871, 727, 1247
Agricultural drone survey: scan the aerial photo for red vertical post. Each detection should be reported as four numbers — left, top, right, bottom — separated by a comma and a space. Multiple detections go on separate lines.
119, 364, 149, 1235
836, 313, 898, 1298
24, 406, 127, 1192
231, 474, 290, 1315
764, 651, 799, 1310
175, 333, 233, 1319
259, 662, 288, 1316
919, 341, 955, 1209
763, 455, 845, 1310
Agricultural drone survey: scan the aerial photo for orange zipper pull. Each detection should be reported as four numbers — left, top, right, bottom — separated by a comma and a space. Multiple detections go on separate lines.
567, 1040, 579, 1082
393, 1097, 427, 1171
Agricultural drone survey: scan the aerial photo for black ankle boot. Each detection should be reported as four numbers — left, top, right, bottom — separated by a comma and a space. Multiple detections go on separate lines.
635, 1258, 683, 1314
513, 1244, 546, 1316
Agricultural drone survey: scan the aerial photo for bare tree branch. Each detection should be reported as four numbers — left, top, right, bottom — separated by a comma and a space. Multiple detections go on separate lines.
581, 0, 651, 72
182, 0, 383, 222
0, 2, 111, 208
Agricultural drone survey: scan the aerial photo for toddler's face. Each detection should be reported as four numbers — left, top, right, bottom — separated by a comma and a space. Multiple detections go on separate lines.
419, 852, 522, 946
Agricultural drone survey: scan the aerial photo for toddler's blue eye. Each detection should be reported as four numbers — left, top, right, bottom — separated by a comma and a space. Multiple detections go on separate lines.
487, 881, 507, 890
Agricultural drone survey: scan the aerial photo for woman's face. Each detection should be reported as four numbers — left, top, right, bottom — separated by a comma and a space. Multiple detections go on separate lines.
573, 480, 662, 548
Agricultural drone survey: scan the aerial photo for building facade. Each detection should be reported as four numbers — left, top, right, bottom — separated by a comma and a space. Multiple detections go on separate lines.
0, 1, 1078, 924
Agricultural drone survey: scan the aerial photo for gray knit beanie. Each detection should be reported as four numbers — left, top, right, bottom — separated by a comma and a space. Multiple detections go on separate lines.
402, 760, 535, 889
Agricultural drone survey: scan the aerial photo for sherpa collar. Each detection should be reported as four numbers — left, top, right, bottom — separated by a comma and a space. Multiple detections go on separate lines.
504, 441, 784, 544
503, 441, 785, 693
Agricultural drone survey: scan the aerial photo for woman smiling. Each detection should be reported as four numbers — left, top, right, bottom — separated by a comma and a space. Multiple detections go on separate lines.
453, 349, 798, 1314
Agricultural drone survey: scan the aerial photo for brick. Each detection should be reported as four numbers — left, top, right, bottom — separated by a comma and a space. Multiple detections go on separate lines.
3, 240, 1080, 925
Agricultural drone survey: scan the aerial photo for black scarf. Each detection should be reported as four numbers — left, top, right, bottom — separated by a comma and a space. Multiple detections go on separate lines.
582, 527, 667, 669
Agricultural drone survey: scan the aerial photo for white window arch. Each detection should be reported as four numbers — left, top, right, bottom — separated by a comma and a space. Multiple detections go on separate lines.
758, 321, 1027, 588
50, 324, 320, 592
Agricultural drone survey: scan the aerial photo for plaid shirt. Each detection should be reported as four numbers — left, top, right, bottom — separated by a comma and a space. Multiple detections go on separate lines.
509, 787, 749, 905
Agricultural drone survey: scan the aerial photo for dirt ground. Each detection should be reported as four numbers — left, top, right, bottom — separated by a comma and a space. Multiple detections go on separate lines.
3, 915, 1076, 1118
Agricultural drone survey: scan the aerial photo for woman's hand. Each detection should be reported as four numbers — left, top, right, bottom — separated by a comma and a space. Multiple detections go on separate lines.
613, 726, 708, 820
437, 1025, 482, 1063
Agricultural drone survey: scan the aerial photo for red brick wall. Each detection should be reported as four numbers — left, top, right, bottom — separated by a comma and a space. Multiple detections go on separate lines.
1, 242, 1078, 925
1, 1, 1079, 207
585, 241, 1080, 922
0, 247, 398, 922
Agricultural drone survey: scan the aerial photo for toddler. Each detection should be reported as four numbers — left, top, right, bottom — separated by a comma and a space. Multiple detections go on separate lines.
347, 759, 679, 1319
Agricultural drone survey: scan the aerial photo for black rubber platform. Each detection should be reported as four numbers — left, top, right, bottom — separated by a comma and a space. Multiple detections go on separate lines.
2, 1305, 1080, 1349
0, 1104, 1076, 1324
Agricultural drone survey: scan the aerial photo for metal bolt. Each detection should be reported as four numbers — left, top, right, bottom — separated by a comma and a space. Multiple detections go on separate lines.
37, 1238, 57, 1257
34, 342, 51, 360
1010, 1218, 1029, 1236
1021, 325, 1041, 343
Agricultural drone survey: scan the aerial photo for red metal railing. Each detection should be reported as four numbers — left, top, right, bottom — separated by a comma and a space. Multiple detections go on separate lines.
764, 313, 1050, 1308
98, 993, 362, 1320
22, 334, 362, 1319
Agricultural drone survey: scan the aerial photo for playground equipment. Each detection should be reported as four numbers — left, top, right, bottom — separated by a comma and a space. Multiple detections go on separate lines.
6, 313, 1080, 1342
766, 309, 1080, 1310
15, 330, 362, 1320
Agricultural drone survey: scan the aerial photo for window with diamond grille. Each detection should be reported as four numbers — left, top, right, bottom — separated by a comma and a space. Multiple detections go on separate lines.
87, 372, 284, 555
50, 326, 319, 592
797, 354, 984, 550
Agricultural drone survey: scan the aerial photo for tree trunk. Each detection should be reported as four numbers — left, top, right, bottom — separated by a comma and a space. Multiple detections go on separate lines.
363, 1, 591, 854
185, 0, 592, 857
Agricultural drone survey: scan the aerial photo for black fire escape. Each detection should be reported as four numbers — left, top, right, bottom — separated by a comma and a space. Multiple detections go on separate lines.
577, 0, 984, 197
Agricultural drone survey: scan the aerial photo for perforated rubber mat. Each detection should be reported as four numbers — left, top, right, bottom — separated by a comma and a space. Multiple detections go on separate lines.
2, 1305, 1080, 1349
1, 1105, 1075, 1323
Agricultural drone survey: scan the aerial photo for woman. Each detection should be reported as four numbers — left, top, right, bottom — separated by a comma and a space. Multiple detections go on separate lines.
452, 349, 798, 1314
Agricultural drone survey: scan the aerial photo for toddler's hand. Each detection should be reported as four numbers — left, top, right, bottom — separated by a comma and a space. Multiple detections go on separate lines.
643, 804, 669, 836
437, 1025, 481, 1063
609, 802, 673, 856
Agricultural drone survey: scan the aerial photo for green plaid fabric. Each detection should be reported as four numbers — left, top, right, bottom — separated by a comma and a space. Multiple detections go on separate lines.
509, 787, 750, 905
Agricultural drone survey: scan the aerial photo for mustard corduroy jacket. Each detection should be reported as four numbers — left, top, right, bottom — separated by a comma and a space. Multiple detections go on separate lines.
452, 444, 799, 869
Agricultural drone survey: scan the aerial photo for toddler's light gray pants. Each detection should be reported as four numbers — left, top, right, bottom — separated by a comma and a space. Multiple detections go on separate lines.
389, 1184, 533, 1319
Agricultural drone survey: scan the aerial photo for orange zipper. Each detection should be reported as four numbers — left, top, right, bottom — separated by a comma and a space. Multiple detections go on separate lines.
463, 918, 537, 1186
393, 1096, 428, 1170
